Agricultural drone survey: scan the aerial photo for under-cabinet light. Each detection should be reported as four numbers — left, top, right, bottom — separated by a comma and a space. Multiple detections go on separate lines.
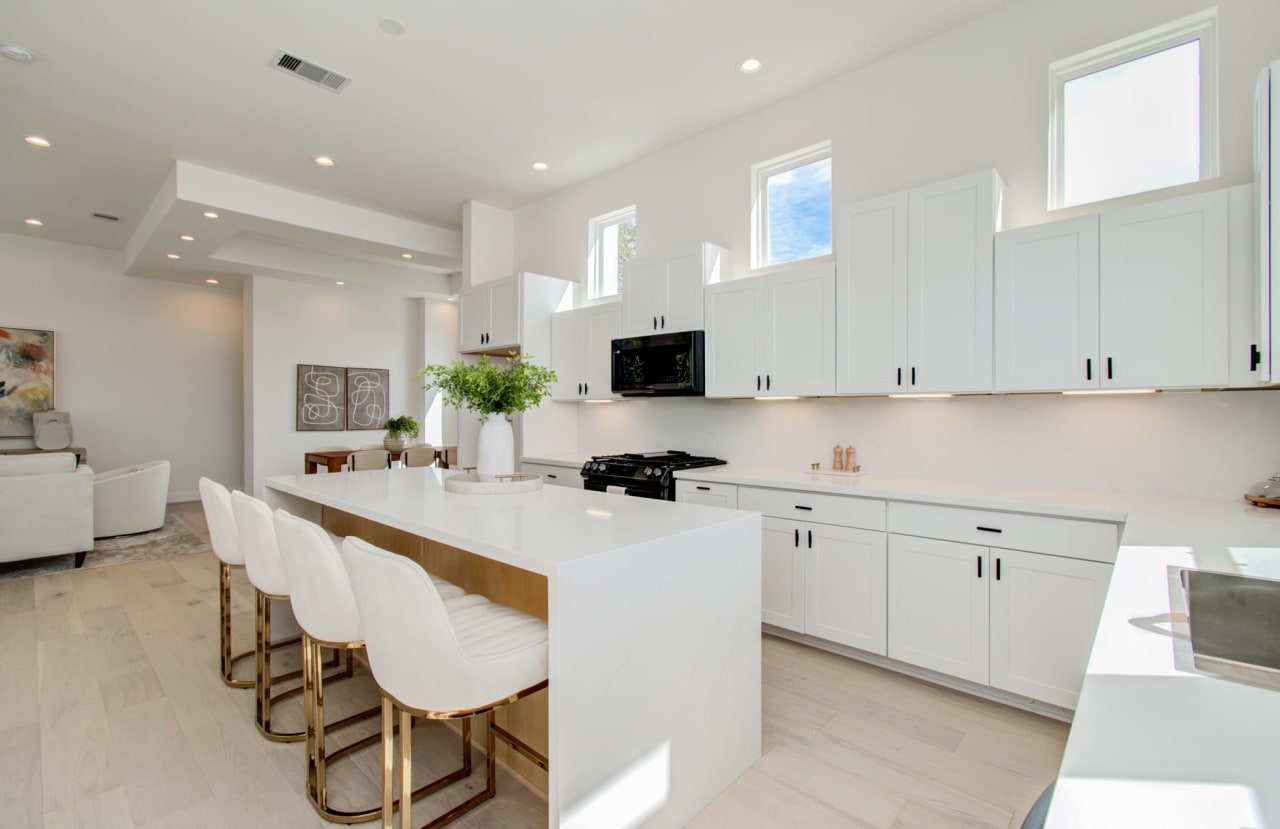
1062, 389, 1157, 396
582, 399, 615, 404
888, 393, 954, 399
753, 396, 800, 400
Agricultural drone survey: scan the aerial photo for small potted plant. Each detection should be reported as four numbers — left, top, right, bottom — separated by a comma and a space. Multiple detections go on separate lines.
417, 353, 555, 480
382, 414, 420, 452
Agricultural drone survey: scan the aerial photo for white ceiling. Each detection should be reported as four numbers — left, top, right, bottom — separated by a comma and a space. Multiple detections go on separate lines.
0, 0, 1016, 287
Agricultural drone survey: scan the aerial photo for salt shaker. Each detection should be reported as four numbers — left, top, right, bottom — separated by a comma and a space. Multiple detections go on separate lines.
845, 445, 857, 472
832, 444, 844, 471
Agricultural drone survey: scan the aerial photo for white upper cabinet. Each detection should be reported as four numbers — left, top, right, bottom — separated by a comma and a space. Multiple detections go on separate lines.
994, 215, 1101, 392
458, 272, 572, 356
621, 242, 728, 337
836, 170, 1001, 394
1227, 184, 1266, 387
1099, 189, 1228, 388
550, 303, 620, 401
705, 263, 835, 397
907, 171, 1001, 393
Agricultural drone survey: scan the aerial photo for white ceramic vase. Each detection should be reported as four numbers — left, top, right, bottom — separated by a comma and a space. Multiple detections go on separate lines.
476, 415, 514, 482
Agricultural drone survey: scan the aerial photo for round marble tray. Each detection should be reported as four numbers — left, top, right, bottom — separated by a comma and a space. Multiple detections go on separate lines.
444, 471, 543, 495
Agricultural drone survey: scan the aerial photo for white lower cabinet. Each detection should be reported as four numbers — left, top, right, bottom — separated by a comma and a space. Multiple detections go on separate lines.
520, 461, 583, 489
988, 548, 1111, 708
887, 534, 989, 684
675, 480, 738, 508
760, 517, 806, 632
805, 523, 887, 653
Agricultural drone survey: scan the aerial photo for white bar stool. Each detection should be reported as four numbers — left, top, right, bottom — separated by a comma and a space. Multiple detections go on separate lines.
232, 490, 347, 742
274, 510, 471, 824
198, 477, 256, 689
342, 536, 549, 829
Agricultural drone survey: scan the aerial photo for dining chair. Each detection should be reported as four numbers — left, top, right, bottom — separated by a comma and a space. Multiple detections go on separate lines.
400, 445, 437, 468
348, 449, 391, 471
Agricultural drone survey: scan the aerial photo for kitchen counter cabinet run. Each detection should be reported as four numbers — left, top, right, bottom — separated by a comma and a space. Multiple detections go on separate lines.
264, 467, 761, 829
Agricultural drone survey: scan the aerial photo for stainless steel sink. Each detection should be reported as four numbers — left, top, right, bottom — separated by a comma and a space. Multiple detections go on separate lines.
1181, 569, 1280, 690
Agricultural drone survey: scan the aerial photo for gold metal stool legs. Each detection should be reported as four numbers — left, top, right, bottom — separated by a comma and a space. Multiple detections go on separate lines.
255, 590, 344, 742
219, 562, 254, 689
380, 683, 549, 829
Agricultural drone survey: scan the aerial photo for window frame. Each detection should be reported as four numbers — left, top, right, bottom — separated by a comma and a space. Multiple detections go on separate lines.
586, 205, 636, 300
1047, 8, 1218, 210
750, 140, 833, 271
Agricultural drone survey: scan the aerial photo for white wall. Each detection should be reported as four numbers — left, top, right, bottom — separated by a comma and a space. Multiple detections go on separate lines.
509, 0, 1280, 501
0, 232, 242, 501
514, 0, 1280, 282
575, 391, 1280, 501
244, 276, 426, 495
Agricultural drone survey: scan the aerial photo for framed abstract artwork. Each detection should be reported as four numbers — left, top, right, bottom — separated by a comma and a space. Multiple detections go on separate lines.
0, 326, 55, 438
346, 368, 389, 430
296, 364, 346, 431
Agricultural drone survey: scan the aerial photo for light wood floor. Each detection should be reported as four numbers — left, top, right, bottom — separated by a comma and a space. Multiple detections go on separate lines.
1, 501, 1066, 828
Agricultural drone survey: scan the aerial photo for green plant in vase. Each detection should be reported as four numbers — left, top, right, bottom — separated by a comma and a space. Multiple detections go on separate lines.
382, 414, 420, 451
417, 353, 555, 479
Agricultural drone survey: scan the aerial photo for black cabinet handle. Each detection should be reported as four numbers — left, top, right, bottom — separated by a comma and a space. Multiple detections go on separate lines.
757, 375, 761, 391
766, 375, 771, 390
976, 526, 1003, 534
911, 367, 916, 385
977, 556, 983, 578
996, 558, 1002, 581
794, 529, 800, 547
661, 314, 665, 328
897, 367, 902, 386
1106, 357, 1113, 380
1086, 358, 1092, 381
653, 316, 658, 330
794, 505, 813, 511
578, 383, 582, 395
807, 530, 813, 548
547, 473, 558, 479
584, 382, 588, 394
696, 485, 711, 491
1252, 344, 1263, 372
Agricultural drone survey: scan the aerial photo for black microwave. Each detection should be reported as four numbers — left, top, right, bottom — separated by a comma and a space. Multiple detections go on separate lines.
611, 330, 705, 396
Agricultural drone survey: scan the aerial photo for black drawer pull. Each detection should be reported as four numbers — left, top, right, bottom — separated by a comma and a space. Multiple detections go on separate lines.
547, 474, 558, 479
996, 557, 1002, 580
794, 529, 800, 547
976, 526, 1003, 534
794, 505, 813, 511
807, 530, 813, 548
696, 486, 711, 491
977, 556, 983, 578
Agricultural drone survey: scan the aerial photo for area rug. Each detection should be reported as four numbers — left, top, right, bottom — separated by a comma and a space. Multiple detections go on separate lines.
0, 512, 210, 582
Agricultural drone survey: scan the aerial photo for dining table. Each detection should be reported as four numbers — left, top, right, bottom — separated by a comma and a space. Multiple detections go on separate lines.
303, 445, 456, 474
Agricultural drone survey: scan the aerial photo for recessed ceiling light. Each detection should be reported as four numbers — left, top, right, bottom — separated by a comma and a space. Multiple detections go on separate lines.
335, 281, 345, 286
313, 155, 336, 167
737, 58, 763, 74
531, 161, 549, 172
379, 17, 406, 35
202, 211, 219, 219
0, 43, 34, 63
205, 278, 220, 285
23, 135, 51, 148
166, 253, 180, 260
24, 218, 43, 226
401, 253, 413, 259
179, 234, 195, 242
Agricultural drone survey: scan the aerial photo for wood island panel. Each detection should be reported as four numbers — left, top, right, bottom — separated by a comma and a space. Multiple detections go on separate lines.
320, 505, 550, 796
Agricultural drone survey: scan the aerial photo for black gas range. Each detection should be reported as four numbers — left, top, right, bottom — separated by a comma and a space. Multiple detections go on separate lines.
581, 451, 727, 500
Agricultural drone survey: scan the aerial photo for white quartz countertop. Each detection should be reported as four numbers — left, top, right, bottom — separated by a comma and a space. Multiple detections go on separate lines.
264, 466, 750, 577
520, 453, 594, 468
1048, 543, 1280, 828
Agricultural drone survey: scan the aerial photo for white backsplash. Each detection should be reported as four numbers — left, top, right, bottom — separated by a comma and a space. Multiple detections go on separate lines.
575, 390, 1280, 501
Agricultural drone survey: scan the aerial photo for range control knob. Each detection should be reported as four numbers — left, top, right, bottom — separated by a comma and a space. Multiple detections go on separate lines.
644, 467, 656, 477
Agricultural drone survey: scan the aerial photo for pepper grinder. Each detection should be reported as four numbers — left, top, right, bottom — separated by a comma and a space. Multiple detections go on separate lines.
832, 444, 844, 471
845, 445, 859, 473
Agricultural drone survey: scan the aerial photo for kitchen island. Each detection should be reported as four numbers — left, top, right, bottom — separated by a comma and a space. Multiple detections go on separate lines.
263, 466, 761, 829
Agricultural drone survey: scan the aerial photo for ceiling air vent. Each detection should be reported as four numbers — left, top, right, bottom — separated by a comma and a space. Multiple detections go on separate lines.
90, 212, 121, 223
271, 51, 350, 93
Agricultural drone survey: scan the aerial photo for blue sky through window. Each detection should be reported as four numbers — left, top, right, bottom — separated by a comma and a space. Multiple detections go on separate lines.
767, 157, 832, 266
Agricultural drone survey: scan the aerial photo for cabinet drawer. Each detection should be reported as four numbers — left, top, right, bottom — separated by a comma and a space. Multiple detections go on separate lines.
521, 462, 583, 489
887, 502, 1117, 563
675, 480, 739, 508
739, 487, 885, 531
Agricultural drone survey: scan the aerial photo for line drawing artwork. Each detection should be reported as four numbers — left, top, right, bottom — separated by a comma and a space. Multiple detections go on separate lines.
296, 365, 346, 431
346, 368, 389, 430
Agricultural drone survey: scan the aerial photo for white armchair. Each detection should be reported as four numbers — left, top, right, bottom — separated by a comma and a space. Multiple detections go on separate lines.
94, 460, 171, 538
0, 453, 94, 566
